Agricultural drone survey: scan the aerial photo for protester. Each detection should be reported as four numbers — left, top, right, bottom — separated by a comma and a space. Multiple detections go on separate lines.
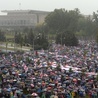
0, 40, 98, 98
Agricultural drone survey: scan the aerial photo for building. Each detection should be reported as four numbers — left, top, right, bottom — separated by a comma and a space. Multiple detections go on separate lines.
0, 10, 49, 29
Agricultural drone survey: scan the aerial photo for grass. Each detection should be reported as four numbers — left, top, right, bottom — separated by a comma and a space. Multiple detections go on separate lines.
0, 31, 32, 52
5, 34, 14, 39
5, 32, 14, 39
0, 42, 31, 52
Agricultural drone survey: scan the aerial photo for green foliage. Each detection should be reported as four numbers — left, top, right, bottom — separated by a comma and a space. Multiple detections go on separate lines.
64, 32, 78, 46
24, 34, 28, 45
93, 12, 98, 25
34, 23, 49, 34
96, 33, 98, 43
56, 31, 78, 46
69, 68, 73, 73
83, 50, 87, 57
44, 8, 98, 39
37, 59, 40, 65
77, 16, 95, 37
27, 29, 34, 45
18, 28, 49, 50
0, 30, 6, 42
45, 8, 80, 33
15, 32, 23, 47
34, 33, 49, 50
45, 9, 67, 32
96, 73, 98, 81
56, 64, 61, 71
2, 8, 98, 48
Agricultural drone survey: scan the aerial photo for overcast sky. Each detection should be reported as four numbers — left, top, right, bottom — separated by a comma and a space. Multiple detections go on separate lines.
0, 0, 98, 15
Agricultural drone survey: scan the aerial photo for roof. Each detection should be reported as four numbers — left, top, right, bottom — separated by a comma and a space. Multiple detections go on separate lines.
1, 10, 50, 14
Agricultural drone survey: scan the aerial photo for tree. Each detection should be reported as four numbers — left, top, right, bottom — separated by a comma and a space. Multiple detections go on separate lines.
69, 68, 73, 73
56, 30, 78, 46
77, 16, 95, 39
24, 34, 28, 45
22, 28, 49, 50
27, 29, 34, 45
64, 31, 78, 46
0, 30, 6, 42
34, 33, 49, 50
93, 11, 98, 35
45, 9, 67, 33
34, 23, 49, 34
14, 32, 23, 49
96, 73, 98, 81
45, 8, 80, 34
96, 33, 98, 44
93, 11, 98, 25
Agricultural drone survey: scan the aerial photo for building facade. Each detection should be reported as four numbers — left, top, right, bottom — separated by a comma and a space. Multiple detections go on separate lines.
0, 10, 49, 29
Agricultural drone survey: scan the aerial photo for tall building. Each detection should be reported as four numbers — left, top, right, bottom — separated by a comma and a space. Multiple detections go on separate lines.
0, 10, 49, 29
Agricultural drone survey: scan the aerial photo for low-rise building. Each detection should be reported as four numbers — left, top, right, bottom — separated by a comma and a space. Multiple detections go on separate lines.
0, 10, 49, 29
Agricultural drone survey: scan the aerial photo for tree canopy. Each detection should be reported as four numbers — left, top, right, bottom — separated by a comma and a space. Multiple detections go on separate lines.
56, 30, 78, 46
0, 30, 6, 42
45, 8, 80, 33
2, 8, 98, 48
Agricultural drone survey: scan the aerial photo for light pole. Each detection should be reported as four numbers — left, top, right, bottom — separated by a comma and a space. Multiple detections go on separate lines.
14, 32, 16, 52
61, 33, 63, 45
6, 38, 8, 53
47, 34, 50, 62
32, 33, 37, 56
33, 38, 34, 56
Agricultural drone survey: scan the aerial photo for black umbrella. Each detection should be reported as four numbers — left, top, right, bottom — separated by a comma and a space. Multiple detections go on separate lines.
0, 64, 5, 68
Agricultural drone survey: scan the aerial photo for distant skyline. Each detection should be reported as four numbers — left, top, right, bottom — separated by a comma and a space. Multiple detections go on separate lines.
0, 0, 98, 15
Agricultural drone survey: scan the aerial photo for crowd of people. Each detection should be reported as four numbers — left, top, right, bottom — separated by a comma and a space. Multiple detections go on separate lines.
0, 40, 98, 98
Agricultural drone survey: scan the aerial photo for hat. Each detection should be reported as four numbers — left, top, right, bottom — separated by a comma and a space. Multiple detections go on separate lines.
32, 93, 38, 96
31, 84, 34, 87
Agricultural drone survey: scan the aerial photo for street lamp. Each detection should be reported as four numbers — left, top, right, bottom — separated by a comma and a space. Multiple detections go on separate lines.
61, 33, 63, 45
6, 38, 8, 53
14, 32, 16, 52
33, 38, 34, 56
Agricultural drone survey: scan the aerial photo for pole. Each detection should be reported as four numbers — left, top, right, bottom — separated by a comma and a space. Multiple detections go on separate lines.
47, 34, 50, 62
6, 39, 8, 53
33, 39, 34, 55
14, 33, 15, 52
61, 33, 62, 45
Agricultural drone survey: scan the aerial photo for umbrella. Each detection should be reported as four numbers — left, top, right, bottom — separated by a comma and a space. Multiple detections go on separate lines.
7, 88, 11, 92
2, 70, 8, 74
16, 90, 23, 94
12, 87, 17, 90
0, 65, 5, 68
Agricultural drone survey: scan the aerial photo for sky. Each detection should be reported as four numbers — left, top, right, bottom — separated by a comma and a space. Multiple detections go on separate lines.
0, 0, 98, 15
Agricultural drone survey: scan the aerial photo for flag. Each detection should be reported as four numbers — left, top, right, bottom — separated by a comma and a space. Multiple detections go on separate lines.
2, 55, 5, 60
22, 63, 28, 72
24, 65, 28, 73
